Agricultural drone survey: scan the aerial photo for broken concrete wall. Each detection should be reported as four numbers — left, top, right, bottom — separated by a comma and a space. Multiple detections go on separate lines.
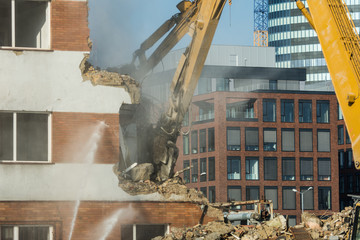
0, 51, 132, 113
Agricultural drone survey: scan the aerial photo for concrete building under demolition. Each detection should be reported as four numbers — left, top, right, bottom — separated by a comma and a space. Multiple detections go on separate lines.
144, 45, 357, 226
0, 1, 218, 240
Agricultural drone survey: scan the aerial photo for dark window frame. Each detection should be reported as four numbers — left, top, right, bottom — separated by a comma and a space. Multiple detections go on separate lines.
281, 128, 295, 152
299, 100, 312, 123
227, 127, 241, 151
282, 157, 295, 181
264, 157, 277, 180
318, 158, 331, 181
245, 127, 259, 151
264, 186, 278, 210
208, 157, 215, 181
300, 157, 313, 181
245, 157, 259, 180
299, 128, 313, 152
263, 99, 276, 122
282, 186, 297, 210
227, 156, 241, 180
281, 99, 294, 123
263, 128, 277, 152
316, 100, 330, 123
318, 187, 332, 210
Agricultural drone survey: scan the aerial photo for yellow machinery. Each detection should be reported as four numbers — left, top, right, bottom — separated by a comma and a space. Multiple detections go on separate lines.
121, 0, 228, 181
295, 0, 360, 170
295, 0, 360, 238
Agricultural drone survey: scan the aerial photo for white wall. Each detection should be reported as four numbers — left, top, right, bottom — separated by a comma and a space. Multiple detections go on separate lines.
0, 164, 163, 201
0, 50, 132, 113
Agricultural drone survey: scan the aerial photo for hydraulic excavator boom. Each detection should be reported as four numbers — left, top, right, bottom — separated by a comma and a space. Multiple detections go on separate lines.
121, 0, 228, 181
295, 0, 360, 170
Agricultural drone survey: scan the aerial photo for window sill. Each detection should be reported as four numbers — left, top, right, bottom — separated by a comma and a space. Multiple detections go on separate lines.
0, 46, 54, 52
0, 161, 53, 165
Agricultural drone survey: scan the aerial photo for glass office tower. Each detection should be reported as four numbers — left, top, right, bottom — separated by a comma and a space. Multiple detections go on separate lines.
268, 0, 360, 82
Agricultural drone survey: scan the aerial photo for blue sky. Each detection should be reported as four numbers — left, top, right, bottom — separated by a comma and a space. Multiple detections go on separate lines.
88, 0, 254, 68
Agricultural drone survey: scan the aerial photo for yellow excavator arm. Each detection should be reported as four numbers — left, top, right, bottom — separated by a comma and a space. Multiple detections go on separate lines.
120, 0, 228, 181
295, 0, 360, 169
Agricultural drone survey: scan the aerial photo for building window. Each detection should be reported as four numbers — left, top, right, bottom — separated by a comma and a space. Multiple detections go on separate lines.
183, 160, 190, 183
281, 128, 295, 152
208, 157, 215, 181
228, 186, 242, 203
263, 128, 276, 151
227, 156, 241, 180
300, 158, 313, 181
265, 187, 278, 209
246, 186, 260, 210
208, 128, 215, 152
317, 100, 330, 123
200, 158, 207, 182
216, 78, 230, 91
0, 112, 50, 162
197, 78, 212, 95
299, 129, 312, 152
200, 187, 207, 198
340, 175, 345, 194
283, 187, 296, 210
288, 216, 297, 227
338, 103, 344, 120
199, 129, 206, 153
209, 186, 216, 203
299, 100, 312, 123
191, 159, 198, 183
264, 157, 277, 180
281, 99, 294, 122
191, 130, 198, 154
246, 157, 259, 180
300, 187, 314, 210
0, 225, 53, 240
318, 158, 331, 181
245, 127, 259, 151
318, 187, 331, 210
193, 100, 214, 122
183, 135, 189, 155
121, 224, 168, 240
282, 157, 295, 181
226, 98, 257, 121
0, 0, 50, 49
183, 111, 189, 126
346, 128, 351, 144
227, 127, 240, 151
346, 149, 353, 168
338, 125, 344, 145
339, 150, 345, 169
263, 99, 276, 122
317, 129, 330, 152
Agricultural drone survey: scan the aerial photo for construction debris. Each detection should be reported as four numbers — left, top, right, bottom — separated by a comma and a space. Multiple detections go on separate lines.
79, 54, 141, 104
151, 207, 355, 239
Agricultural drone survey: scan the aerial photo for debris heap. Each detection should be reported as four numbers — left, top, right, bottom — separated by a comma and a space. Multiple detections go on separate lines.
152, 207, 355, 239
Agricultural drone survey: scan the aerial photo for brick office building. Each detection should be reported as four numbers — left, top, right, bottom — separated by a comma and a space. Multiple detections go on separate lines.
0, 1, 214, 240
145, 45, 351, 225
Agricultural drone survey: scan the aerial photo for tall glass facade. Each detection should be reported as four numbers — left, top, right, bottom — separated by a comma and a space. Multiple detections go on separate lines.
268, 0, 360, 82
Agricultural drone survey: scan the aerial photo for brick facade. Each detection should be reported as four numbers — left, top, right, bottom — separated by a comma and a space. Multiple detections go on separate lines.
51, 1, 90, 51
176, 90, 341, 223
52, 112, 120, 164
0, 201, 214, 240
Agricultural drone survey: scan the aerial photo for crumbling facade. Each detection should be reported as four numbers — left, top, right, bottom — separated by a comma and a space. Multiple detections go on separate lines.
0, 1, 213, 239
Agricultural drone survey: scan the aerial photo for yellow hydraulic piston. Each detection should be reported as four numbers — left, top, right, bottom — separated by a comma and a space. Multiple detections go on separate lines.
296, 0, 360, 168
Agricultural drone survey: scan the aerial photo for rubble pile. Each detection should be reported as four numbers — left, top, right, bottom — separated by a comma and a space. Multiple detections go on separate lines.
294, 207, 353, 239
152, 207, 355, 240
79, 54, 141, 104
